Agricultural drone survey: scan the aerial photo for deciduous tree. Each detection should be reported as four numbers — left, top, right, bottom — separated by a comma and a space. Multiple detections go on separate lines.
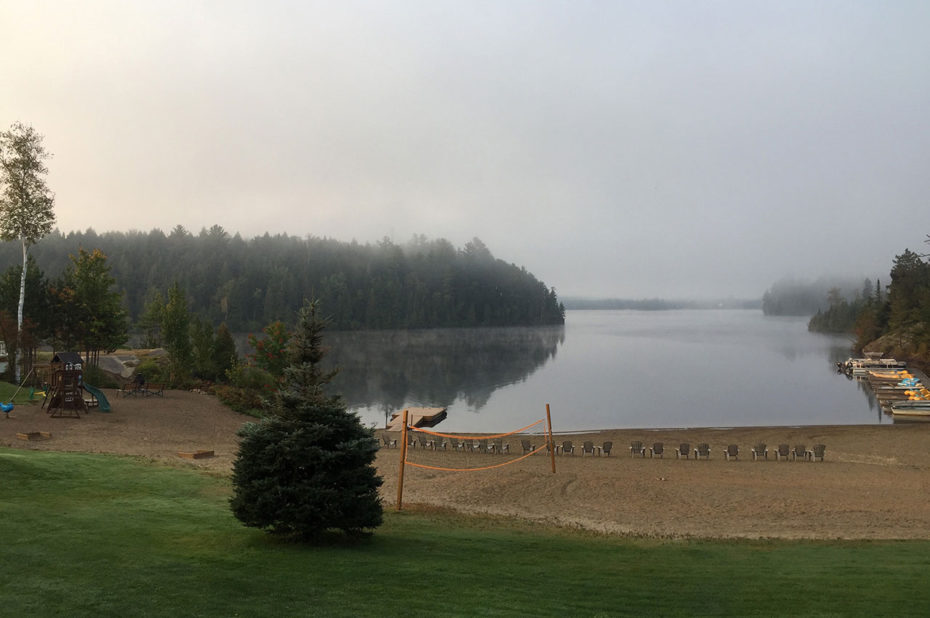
0, 122, 55, 381
162, 282, 192, 383
51, 248, 128, 365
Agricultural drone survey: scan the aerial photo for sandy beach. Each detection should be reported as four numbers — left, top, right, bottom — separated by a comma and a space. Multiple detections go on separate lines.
3, 389, 929, 540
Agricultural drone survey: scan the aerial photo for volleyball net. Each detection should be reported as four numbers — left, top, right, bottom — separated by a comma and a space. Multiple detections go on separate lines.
404, 419, 549, 472
395, 405, 557, 509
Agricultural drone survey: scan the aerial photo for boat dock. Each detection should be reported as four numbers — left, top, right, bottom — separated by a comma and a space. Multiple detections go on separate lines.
853, 361, 930, 421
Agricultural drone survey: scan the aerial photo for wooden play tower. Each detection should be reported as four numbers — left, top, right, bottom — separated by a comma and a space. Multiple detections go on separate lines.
43, 352, 87, 418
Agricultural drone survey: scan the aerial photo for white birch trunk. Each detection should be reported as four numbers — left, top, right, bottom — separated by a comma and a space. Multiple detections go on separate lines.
15, 237, 26, 383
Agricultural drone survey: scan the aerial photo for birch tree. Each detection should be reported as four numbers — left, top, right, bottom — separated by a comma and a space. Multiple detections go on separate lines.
0, 122, 56, 382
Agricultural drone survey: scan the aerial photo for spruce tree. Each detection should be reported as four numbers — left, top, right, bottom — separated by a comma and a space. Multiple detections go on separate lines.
230, 299, 383, 539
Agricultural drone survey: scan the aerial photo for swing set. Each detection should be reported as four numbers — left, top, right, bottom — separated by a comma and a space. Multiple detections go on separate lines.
1, 368, 36, 419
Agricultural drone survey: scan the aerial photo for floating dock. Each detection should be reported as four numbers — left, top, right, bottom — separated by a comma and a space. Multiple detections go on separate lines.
852, 362, 930, 421
386, 407, 447, 431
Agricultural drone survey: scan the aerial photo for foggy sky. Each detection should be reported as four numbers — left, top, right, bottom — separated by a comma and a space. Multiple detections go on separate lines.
2, 1, 928, 299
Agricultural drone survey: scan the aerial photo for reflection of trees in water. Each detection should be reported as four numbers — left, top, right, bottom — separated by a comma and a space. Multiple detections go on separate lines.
326, 326, 565, 417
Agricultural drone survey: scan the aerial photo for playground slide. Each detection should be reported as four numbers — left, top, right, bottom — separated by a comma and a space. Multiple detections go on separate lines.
83, 383, 111, 412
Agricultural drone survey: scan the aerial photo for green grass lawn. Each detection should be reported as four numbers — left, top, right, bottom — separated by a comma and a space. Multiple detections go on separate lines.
0, 380, 42, 406
2, 448, 929, 617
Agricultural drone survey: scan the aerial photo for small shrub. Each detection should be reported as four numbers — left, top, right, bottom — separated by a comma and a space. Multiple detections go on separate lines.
214, 384, 265, 417
227, 364, 276, 392
134, 357, 170, 385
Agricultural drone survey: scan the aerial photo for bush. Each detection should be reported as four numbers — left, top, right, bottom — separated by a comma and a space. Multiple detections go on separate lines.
227, 364, 276, 391
214, 384, 265, 417
215, 364, 277, 417
134, 357, 170, 385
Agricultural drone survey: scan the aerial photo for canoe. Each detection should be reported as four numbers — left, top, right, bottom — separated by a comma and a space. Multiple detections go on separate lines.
868, 370, 912, 380
891, 403, 930, 417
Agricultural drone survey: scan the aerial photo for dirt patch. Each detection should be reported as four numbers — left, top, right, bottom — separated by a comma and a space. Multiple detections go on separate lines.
3, 392, 930, 539
0, 390, 245, 474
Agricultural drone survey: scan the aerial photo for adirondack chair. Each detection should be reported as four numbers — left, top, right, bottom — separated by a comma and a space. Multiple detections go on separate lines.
521, 439, 536, 454
630, 441, 645, 457
561, 440, 575, 455
791, 444, 808, 461
601, 441, 613, 456
489, 439, 509, 454
676, 443, 690, 459
381, 436, 397, 448
751, 443, 767, 460
723, 444, 739, 461
694, 443, 711, 460
808, 444, 826, 462
581, 441, 597, 457
650, 442, 664, 458
773, 444, 790, 461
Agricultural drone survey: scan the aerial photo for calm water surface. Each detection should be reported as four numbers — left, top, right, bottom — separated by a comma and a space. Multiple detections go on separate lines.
328, 310, 878, 432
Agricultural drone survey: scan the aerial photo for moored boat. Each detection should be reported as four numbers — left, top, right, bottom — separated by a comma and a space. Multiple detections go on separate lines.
890, 402, 930, 420
840, 357, 907, 375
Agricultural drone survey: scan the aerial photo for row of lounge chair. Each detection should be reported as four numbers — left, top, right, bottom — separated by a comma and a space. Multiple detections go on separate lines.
629, 441, 826, 462
382, 436, 605, 455
380, 437, 826, 462
384, 435, 515, 453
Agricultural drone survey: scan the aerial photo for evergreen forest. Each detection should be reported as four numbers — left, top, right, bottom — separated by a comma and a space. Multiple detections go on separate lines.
0, 227, 565, 334
807, 241, 930, 370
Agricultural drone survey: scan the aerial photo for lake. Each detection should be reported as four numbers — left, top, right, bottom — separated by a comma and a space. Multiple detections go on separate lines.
325, 309, 881, 432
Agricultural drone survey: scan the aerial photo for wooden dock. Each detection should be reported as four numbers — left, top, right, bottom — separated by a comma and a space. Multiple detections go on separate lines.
386, 407, 447, 431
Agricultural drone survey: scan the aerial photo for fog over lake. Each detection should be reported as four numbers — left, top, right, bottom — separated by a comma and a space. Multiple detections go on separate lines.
6, 3, 929, 300
327, 309, 878, 432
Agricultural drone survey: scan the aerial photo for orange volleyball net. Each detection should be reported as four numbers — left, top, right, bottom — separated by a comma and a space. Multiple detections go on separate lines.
395, 404, 557, 509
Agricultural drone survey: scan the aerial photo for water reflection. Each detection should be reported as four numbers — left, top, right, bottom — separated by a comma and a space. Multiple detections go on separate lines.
237, 310, 884, 431
325, 326, 565, 425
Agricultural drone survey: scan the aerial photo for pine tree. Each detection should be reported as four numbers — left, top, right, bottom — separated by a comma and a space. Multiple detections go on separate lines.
230, 299, 383, 540
212, 322, 238, 382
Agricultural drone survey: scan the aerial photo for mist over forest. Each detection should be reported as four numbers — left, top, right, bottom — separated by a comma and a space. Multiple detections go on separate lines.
761, 276, 882, 317
0, 227, 564, 333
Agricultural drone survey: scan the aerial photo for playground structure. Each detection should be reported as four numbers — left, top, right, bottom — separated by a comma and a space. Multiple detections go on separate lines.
43, 352, 87, 418
40, 352, 111, 417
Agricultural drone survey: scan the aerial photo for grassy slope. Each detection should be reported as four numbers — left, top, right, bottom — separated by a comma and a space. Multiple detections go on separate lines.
0, 380, 41, 405
2, 449, 929, 617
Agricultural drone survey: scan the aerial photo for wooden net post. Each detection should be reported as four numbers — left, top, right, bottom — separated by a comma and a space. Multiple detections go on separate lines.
396, 409, 409, 510
546, 403, 556, 474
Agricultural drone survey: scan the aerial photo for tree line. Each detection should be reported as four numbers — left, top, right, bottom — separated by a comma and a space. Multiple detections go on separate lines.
0, 228, 565, 334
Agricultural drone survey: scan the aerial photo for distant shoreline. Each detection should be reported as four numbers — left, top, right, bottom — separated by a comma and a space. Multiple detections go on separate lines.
562, 298, 761, 311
